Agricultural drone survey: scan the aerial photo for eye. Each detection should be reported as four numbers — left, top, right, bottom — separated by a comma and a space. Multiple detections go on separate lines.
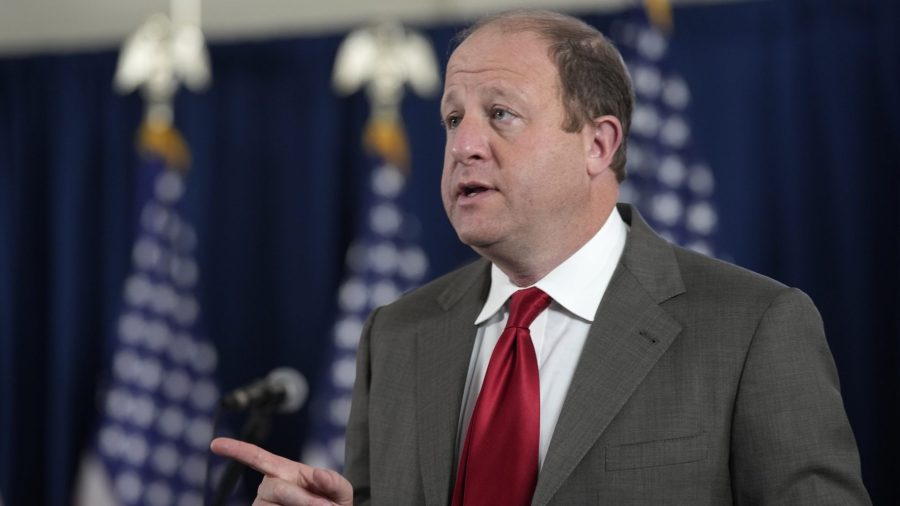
491, 108, 513, 122
442, 114, 461, 130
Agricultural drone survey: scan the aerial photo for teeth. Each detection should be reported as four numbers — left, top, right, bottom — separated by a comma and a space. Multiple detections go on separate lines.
463, 186, 484, 197
461, 185, 489, 198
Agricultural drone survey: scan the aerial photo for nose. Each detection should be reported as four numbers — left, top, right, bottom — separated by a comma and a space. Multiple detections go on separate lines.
448, 115, 489, 165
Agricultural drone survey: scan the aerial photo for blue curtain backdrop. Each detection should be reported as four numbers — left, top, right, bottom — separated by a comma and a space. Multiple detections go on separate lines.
0, 0, 897, 504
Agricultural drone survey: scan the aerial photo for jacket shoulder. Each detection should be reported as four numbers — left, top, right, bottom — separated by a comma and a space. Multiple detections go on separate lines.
375, 258, 490, 321
671, 245, 789, 302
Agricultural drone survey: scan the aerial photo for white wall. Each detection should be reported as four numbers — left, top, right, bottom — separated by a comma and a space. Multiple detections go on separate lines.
0, 0, 749, 55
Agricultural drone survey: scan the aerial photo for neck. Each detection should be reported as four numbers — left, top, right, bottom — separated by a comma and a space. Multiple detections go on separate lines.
481, 202, 618, 287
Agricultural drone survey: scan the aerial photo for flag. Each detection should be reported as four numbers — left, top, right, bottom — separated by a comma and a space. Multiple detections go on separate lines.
612, 6, 719, 255
301, 117, 429, 471
74, 122, 221, 506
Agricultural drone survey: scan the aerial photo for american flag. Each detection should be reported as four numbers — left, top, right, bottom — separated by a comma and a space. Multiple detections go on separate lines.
75, 127, 222, 506
302, 137, 429, 472
612, 8, 719, 255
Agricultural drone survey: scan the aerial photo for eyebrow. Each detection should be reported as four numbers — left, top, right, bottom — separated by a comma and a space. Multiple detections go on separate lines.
484, 86, 523, 102
440, 90, 458, 111
441, 85, 526, 110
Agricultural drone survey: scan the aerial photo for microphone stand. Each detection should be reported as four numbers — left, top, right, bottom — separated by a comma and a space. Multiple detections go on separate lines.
209, 393, 283, 506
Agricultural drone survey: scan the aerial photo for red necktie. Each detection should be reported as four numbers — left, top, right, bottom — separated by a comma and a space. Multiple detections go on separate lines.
452, 287, 551, 506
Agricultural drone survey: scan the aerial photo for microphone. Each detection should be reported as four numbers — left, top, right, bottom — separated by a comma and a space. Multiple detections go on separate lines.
220, 367, 308, 413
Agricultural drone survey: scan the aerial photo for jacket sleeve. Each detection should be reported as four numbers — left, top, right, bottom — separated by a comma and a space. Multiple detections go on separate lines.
730, 287, 870, 505
344, 308, 379, 506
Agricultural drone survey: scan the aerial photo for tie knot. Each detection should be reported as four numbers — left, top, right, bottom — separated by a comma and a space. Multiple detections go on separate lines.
506, 287, 551, 329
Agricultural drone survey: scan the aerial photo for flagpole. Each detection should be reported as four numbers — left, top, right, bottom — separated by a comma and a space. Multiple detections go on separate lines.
643, 0, 674, 32
73, 2, 220, 505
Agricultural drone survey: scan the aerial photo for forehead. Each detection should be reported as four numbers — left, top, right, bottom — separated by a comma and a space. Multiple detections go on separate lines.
442, 27, 558, 98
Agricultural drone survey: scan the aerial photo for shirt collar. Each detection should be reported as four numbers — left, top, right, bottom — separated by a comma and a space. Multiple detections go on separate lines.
475, 206, 628, 324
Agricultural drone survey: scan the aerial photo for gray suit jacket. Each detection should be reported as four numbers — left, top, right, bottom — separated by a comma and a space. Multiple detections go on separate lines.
344, 204, 869, 505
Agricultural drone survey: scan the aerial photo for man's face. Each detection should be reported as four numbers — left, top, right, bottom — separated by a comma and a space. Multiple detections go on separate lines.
440, 27, 594, 261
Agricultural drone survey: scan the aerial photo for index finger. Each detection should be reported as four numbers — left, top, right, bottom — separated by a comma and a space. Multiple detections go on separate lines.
210, 437, 313, 481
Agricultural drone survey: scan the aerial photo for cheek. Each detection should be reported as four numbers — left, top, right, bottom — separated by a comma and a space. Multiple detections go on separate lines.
440, 163, 453, 206
518, 141, 585, 199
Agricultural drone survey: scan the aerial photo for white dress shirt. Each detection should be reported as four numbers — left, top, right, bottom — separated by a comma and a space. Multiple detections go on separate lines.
457, 206, 628, 467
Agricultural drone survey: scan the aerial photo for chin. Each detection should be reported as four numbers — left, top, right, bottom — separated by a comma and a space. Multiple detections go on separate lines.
454, 229, 499, 250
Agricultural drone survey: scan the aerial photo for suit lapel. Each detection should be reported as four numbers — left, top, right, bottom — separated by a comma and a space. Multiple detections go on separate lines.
532, 205, 686, 505
416, 260, 490, 506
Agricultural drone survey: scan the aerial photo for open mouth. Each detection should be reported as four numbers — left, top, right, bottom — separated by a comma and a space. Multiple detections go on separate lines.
464, 185, 487, 197
459, 183, 491, 198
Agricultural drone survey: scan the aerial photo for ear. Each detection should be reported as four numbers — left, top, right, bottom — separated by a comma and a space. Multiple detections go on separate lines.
585, 115, 623, 177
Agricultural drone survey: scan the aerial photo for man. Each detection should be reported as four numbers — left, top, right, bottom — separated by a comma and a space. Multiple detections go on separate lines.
211, 10, 870, 505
